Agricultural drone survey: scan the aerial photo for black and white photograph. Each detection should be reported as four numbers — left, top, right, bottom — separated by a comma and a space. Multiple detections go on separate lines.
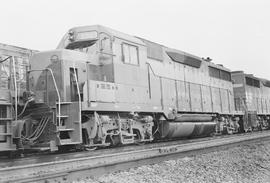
0, 0, 270, 182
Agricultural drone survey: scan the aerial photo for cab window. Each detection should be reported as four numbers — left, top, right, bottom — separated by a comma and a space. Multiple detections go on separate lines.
122, 43, 139, 65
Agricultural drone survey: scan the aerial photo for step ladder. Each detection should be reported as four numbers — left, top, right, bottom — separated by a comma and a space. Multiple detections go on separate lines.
0, 102, 16, 151
54, 101, 81, 146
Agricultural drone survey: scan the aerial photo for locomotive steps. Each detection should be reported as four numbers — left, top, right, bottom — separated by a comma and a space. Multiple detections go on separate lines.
1, 131, 270, 183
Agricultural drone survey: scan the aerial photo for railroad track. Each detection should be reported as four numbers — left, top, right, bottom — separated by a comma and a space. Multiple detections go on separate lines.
1, 131, 270, 183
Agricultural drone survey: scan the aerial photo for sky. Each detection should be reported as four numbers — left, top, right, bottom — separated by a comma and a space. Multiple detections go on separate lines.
1, 0, 270, 79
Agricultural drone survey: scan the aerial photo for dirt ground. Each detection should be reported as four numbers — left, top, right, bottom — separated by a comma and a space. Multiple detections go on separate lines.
76, 139, 270, 183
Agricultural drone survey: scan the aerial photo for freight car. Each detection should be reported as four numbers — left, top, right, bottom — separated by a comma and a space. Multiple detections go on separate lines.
0, 43, 37, 152
232, 71, 270, 131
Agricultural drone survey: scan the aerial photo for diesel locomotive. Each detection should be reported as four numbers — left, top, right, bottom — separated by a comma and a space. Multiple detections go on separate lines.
232, 71, 270, 131
0, 25, 268, 153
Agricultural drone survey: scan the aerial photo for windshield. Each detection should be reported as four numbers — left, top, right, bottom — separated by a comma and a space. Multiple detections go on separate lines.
65, 30, 98, 54
66, 39, 97, 50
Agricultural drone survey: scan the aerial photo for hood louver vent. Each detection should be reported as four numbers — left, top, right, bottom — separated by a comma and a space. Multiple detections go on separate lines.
166, 51, 201, 68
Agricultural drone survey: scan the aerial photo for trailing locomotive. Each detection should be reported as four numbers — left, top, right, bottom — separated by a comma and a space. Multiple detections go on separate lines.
0, 25, 268, 153
232, 71, 270, 131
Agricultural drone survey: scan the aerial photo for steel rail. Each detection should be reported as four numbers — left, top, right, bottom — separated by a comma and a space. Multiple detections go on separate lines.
1, 131, 270, 183
0, 132, 251, 167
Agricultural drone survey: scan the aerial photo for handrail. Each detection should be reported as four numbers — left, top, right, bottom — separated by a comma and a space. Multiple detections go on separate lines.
86, 62, 90, 107
28, 68, 61, 127
72, 64, 81, 104
96, 51, 116, 56
0, 56, 11, 63
72, 63, 82, 142
11, 56, 18, 121
146, 62, 161, 78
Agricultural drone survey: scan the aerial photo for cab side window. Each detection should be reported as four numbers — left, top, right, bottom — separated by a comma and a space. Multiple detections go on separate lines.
122, 43, 139, 65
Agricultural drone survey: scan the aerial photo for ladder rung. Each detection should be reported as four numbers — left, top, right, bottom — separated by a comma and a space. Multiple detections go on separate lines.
0, 103, 12, 105
56, 102, 72, 105
0, 133, 12, 136
60, 139, 80, 145
56, 115, 69, 118
57, 128, 74, 132
0, 118, 12, 120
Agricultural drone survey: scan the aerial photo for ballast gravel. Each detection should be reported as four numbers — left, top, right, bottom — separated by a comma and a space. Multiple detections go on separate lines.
75, 139, 270, 183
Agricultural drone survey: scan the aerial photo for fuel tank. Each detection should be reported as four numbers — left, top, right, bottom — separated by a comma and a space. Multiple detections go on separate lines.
160, 121, 216, 139
174, 114, 213, 122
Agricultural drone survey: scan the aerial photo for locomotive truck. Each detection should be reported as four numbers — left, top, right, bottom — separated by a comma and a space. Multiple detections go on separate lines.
0, 25, 268, 153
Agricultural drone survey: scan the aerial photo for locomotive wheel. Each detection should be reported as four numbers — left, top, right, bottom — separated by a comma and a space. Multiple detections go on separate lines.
133, 129, 141, 143
224, 127, 233, 135
8, 151, 16, 158
110, 135, 121, 146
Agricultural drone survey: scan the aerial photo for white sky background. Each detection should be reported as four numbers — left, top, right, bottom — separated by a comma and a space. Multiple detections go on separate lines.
1, 0, 270, 79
